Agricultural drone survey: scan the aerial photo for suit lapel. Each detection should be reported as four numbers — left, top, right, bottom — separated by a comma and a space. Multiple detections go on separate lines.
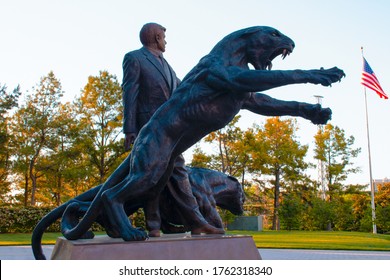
141, 48, 172, 89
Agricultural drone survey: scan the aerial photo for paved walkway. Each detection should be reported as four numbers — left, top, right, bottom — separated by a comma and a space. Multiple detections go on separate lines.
1, 245, 389, 260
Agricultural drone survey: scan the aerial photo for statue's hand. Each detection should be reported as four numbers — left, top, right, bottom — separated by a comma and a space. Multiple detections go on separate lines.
309, 67, 345, 87
124, 133, 137, 151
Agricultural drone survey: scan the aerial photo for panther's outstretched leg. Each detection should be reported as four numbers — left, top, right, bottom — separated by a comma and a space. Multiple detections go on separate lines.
242, 93, 333, 125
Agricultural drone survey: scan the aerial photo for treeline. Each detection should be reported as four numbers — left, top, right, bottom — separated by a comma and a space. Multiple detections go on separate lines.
1, 71, 126, 207
1, 72, 389, 233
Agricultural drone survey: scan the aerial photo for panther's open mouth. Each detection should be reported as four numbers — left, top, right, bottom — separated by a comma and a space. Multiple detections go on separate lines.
265, 47, 293, 70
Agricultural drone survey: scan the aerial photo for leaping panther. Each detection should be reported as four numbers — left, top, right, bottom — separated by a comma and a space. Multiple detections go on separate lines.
56, 26, 345, 243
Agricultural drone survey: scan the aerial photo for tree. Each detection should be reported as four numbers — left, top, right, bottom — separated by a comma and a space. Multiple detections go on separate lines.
189, 145, 212, 169
8, 71, 126, 206
0, 84, 21, 203
9, 72, 63, 206
191, 115, 252, 185
37, 102, 90, 206
74, 70, 124, 184
244, 183, 269, 216
28, 72, 63, 206
9, 107, 32, 206
249, 117, 309, 230
314, 123, 361, 200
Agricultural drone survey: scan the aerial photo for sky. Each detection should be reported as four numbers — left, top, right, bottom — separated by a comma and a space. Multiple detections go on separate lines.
1, 0, 390, 186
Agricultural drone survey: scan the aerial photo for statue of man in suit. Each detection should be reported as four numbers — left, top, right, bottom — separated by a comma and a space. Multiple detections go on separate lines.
122, 23, 179, 148
120, 23, 225, 237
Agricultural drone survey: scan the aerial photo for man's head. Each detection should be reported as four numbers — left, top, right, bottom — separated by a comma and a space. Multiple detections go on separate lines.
139, 22, 167, 52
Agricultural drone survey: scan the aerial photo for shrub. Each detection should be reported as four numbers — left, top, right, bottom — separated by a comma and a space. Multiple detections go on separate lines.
279, 194, 303, 230
0, 207, 103, 233
0, 207, 58, 233
376, 205, 390, 234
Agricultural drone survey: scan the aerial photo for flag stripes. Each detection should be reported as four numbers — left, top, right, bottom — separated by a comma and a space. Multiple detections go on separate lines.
361, 57, 388, 99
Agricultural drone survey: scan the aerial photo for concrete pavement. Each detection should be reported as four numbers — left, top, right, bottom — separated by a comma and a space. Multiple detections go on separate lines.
1, 245, 389, 260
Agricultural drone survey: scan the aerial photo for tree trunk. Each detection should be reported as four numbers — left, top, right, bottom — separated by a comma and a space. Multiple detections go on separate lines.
272, 169, 281, 230
24, 172, 29, 207
30, 164, 37, 206
29, 138, 44, 206
218, 136, 226, 173
29, 154, 39, 206
56, 174, 62, 206
241, 168, 245, 187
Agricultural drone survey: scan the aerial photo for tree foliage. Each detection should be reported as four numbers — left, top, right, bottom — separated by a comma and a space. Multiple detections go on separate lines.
250, 117, 309, 230
75, 70, 124, 183
0, 84, 21, 204
314, 123, 361, 200
9, 72, 63, 206
7, 70, 125, 206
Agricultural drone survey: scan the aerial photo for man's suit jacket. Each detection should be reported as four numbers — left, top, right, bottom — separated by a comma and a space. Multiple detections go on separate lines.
122, 47, 179, 134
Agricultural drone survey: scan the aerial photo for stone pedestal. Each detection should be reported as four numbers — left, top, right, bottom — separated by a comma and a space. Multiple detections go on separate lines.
51, 233, 261, 260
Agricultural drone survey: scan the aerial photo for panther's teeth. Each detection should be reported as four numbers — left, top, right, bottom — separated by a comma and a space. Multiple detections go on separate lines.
267, 61, 273, 70
282, 49, 287, 60
282, 49, 292, 60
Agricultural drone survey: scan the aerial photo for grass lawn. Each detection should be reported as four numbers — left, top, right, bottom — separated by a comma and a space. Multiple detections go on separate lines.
0, 232, 66, 246
230, 230, 390, 251
1, 230, 390, 251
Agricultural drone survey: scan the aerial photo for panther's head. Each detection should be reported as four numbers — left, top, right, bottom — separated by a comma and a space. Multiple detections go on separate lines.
212, 26, 295, 71
187, 167, 245, 215
212, 175, 245, 215
245, 26, 295, 71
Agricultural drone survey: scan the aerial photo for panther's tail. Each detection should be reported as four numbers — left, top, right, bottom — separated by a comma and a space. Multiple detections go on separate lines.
31, 185, 101, 260
61, 186, 106, 240
60, 155, 132, 241
31, 203, 68, 260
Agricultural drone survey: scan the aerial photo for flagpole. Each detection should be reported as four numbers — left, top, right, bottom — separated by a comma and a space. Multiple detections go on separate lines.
361, 47, 377, 234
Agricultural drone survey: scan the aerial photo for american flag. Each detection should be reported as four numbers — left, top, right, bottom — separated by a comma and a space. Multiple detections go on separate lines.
361, 57, 388, 99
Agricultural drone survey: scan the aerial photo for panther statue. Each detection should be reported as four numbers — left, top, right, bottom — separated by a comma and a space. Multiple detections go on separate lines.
160, 167, 244, 233
53, 25, 345, 243
31, 167, 244, 259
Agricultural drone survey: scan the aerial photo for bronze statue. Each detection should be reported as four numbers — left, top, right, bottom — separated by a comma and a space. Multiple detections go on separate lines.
59, 25, 345, 242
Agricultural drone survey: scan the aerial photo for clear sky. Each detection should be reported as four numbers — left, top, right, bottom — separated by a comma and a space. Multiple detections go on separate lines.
1, 0, 389, 186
